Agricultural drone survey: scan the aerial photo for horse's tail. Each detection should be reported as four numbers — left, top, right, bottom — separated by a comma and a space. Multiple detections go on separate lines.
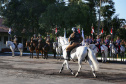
87, 47, 99, 71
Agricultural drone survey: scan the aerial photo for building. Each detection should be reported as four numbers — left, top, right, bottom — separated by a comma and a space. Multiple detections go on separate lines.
0, 18, 10, 52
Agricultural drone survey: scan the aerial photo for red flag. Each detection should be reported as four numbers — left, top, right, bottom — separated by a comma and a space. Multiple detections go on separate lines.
101, 28, 103, 34
110, 28, 112, 34
78, 28, 80, 33
91, 26, 94, 35
55, 28, 57, 34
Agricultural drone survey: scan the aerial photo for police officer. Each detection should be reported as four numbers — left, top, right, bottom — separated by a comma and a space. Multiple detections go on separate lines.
104, 36, 110, 46
96, 35, 101, 52
13, 35, 18, 49
85, 36, 89, 44
46, 34, 51, 46
89, 36, 93, 44
38, 34, 42, 43
116, 36, 121, 52
66, 27, 83, 61
33, 34, 38, 41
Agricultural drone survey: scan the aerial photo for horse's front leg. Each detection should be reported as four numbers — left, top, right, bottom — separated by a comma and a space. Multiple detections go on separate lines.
59, 60, 66, 73
12, 50, 15, 57
75, 60, 82, 77
65, 60, 74, 75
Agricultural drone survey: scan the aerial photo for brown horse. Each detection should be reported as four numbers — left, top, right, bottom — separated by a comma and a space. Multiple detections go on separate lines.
32, 39, 46, 59
35, 41, 46, 59
26, 41, 35, 58
43, 42, 56, 59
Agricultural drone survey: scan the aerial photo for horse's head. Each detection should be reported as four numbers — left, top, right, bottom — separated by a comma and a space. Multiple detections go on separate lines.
57, 36, 68, 46
6, 41, 11, 47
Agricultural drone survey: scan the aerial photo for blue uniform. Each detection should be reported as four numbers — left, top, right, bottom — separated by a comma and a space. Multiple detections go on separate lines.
105, 39, 110, 46
89, 39, 93, 44
116, 39, 121, 46
96, 38, 101, 45
85, 38, 89, 44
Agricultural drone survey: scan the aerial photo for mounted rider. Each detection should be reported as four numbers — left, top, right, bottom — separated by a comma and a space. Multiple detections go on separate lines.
89, 35, 93, 44
13, 35, 18, 49
96, 35, 101, 53
104, 36, 110, 49
32, 34, 38, 47
38, 34, 42, 43
46, 34, 51, 46
66, 27, 83, 61
85, 36, 89, 44
116, 36, 121, 52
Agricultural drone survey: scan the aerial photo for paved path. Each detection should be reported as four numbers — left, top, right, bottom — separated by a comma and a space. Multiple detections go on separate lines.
0, 53, 126, 84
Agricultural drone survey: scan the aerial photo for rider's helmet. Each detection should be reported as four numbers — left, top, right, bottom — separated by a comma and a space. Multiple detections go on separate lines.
38, 34, 41, 37
14, 35, 16, 38
72, 27, 77, 33
33, 34, 36, 37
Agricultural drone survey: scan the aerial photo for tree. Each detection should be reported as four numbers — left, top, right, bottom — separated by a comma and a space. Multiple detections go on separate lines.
0, 0, 55, 37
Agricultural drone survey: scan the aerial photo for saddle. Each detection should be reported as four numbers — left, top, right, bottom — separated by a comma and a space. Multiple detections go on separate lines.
14, 43, 18, 50
70, 44, 81, 54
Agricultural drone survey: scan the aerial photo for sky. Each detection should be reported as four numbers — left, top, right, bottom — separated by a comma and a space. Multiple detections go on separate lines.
113, 0, 126, 19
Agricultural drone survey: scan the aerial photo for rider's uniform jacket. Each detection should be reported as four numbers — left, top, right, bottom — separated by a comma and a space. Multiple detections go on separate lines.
105, 39, 110, 46
89, 38, 93, 44
38, 37, 42, 42
69, 32, 82, 44
85, 38, 89, 44
116, 39, 121, 46
96, 38, 101, 45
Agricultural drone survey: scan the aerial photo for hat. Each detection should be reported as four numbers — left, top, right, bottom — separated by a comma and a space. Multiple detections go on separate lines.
72, 27, 77, 32
14, 35, 16, 37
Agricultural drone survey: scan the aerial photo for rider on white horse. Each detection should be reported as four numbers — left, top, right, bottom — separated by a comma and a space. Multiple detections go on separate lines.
66, 27, 83, 61
104, 36, 110, 51
13, 35, 18, 50
115, 36, 121, 52
96, 35, 101, 53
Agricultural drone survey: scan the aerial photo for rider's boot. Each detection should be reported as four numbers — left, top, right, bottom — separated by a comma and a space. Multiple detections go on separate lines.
67, 51, 70, 61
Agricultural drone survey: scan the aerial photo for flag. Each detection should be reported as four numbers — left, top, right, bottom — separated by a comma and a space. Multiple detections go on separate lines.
91, 26, 94, 35
64, 28, 66, 38
55, 27, 57, 34
78, 28, 80, 33
8, 28, 11, 35
81, 28, 85, 46
101, 28, 104, 34
110, 28, 113, 34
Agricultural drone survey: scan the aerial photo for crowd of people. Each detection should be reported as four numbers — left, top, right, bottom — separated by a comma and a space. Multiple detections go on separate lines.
12, 27, 126, 61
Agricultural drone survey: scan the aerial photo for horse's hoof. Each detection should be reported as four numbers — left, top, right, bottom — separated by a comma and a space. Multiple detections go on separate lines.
59, 70, 62, 73
75, 72, 78, 77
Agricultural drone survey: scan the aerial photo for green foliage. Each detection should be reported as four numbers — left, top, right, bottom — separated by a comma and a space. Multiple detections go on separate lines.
116, 28, 126, 41
39, 2, 97, 37
0, 0, 55, 38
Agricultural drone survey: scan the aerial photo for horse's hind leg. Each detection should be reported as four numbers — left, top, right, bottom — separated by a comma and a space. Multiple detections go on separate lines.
88, 59, 97, 78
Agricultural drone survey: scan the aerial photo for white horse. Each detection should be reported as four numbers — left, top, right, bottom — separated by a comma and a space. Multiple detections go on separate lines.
88, 44, 108, 63
53, 42, 62, 60
58, 37, 99, 77
109, 42, 118, 60
120, 45, 125, 61
6, 41, 23, 56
